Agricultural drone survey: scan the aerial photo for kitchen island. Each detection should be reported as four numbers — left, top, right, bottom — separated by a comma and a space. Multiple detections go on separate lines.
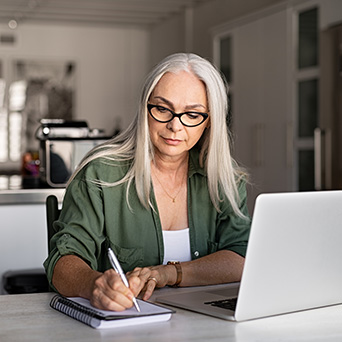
0, 182, 64, 293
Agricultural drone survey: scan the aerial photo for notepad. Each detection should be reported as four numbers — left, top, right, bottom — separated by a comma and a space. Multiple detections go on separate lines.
50, 295, 174, 329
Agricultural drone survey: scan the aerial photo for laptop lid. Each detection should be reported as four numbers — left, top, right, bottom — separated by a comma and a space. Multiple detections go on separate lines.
157, 191, 342, 321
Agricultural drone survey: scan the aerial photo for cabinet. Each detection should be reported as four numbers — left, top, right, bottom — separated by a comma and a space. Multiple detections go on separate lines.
213, 0, 342, 212
214, 7, 291, 212
0, 189, 64, 293
234, 9, 291, 211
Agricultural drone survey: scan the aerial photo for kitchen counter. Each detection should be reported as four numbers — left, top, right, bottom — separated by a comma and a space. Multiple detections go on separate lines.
0, 175, 65, 204
0, 178, 65, 293
0, 188, 65, 204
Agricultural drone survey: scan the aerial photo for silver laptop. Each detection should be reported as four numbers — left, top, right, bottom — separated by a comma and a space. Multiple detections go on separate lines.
156, 191, 342, 321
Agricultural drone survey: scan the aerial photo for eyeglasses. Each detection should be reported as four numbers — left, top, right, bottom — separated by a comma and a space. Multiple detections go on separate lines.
147, 104, 208, 127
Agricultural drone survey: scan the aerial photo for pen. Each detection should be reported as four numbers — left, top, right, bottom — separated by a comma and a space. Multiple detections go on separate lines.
107, 247, 141, 312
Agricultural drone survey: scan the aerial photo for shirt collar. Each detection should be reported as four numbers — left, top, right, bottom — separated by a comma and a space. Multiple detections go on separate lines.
188, 146, 206, 178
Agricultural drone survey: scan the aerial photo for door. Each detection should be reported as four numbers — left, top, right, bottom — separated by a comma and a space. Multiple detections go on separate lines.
319, 24, 342, 190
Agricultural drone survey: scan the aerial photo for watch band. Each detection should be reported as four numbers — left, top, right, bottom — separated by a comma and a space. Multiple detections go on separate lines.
167, 261, 182, 287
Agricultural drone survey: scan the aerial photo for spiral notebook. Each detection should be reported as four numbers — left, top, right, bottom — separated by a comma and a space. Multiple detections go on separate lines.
50, 295, 174, 329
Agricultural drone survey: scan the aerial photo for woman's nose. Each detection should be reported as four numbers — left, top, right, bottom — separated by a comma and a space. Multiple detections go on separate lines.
166, 117, 183, 132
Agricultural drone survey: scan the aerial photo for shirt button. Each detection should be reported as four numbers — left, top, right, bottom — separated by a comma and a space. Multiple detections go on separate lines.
194, 251, 199, 257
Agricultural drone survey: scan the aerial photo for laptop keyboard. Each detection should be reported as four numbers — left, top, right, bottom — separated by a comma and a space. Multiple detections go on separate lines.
204, 297, 238, 311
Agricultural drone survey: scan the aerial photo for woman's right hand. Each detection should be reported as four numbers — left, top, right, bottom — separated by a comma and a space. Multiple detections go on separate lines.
53, 255, 146, 311
89, 269, 144, 311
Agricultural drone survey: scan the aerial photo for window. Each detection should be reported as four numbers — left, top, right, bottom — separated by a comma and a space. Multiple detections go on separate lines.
214, 34, 233, 130
0, 59, 76, 173
0, 62, 8, 163
298, 8, 319, 68
294, 6, 319, 191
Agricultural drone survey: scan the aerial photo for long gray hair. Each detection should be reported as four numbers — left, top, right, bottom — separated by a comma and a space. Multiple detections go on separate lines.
70, 53, 247, 217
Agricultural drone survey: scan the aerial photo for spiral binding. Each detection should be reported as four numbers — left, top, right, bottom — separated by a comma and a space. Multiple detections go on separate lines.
50, 295, 101, 328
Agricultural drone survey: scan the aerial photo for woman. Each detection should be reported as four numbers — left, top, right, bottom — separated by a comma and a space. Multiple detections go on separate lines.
44, 53, 251, 312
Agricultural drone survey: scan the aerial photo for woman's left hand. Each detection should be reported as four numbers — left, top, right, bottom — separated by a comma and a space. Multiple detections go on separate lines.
127, 264, 175, 300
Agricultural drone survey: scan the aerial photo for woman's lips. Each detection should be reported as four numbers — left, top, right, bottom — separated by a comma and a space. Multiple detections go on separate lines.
163, 137, 182, 145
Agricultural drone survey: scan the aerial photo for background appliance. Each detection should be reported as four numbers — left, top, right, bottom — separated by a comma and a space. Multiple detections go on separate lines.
36, 119, 110, 188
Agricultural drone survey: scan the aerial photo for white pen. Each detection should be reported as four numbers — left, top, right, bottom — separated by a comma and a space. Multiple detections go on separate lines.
107, 247, 141, 312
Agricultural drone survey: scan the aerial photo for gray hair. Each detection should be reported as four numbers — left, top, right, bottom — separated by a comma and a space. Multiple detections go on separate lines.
70, 53, 247, 217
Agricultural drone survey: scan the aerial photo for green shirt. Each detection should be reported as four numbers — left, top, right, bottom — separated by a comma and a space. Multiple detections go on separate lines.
44, 149, 251, 286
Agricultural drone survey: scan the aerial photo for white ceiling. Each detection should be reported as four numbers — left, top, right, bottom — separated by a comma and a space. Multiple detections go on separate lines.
0, 0, 214, 28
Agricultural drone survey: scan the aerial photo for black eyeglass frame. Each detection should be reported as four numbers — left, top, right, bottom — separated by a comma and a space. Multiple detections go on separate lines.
147, 104, 209, 127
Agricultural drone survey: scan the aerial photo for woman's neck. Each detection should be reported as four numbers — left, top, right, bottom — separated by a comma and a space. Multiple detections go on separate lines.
152, 152, 189, 176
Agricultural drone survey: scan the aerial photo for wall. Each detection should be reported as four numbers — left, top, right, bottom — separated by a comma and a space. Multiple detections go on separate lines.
150, 12, 186, 65
320, 0, 342, 29
193, 0, 286, 58
150, 0, 285, 64
2, 1, 341, 138
150, 0, 342, 62
0, 23, 151, 135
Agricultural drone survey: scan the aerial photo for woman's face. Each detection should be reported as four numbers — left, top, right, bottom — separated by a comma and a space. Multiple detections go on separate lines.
148, 71, 209, 162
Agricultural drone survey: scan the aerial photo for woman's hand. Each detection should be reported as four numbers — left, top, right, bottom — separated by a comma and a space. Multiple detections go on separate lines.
127, 264, 177, 301
53, 251, 244, 311
53, 255, 154, 311
89, 268, 151, 311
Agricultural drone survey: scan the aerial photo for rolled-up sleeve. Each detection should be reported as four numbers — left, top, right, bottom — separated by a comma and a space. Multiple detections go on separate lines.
44, 169, 105, 287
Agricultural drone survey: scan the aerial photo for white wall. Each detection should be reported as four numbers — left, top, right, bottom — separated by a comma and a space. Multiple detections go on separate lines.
0, 23, 151, 135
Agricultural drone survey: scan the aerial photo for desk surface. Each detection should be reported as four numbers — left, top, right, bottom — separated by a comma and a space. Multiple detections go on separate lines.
1, 288, 342, 342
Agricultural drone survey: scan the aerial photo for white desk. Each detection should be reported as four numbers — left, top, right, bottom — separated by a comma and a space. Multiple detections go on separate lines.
1, 287, 342, 342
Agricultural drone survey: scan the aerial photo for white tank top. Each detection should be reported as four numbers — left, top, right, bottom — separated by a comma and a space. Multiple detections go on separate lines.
162, 228, 192, 265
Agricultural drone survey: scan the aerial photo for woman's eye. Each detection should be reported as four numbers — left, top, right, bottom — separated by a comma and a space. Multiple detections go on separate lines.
156, 106, 169, 114
186, 113, 200, 120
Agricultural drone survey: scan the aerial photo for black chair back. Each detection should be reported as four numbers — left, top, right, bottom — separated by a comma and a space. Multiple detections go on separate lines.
46, 195, 61, 253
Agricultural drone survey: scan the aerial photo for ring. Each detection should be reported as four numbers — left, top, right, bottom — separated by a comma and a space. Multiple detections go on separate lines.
147, 277, 158, 285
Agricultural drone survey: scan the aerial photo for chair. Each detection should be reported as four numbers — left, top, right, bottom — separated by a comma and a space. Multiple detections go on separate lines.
2, 195, 61, 294
46, 195, 61, 253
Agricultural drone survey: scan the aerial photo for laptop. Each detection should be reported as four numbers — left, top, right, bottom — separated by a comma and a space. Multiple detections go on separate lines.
156, 191, 342, 321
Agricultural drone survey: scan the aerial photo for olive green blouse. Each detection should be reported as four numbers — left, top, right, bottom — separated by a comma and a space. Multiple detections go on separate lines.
44, 148, 251, 288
